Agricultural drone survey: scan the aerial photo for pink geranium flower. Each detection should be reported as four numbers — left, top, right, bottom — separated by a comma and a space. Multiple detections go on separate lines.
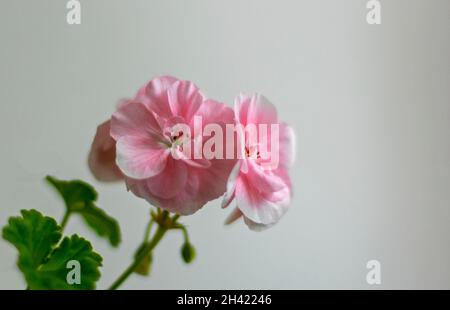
108, 76, 235, 215
222, 94, 295, 231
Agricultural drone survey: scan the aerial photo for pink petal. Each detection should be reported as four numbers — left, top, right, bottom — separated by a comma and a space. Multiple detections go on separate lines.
194, 156, 236, 205
141, 76, 178, 118
195, 99, 235, 127
142, 170, 200, 215
234, 93, 252, 126
243, 216, 275, 231
88, 120, 124, 182
155, 155, 236, 215
247, 160, 287, 193
163, 115, 187, 130
262, 168, 292, 203
262, 185, 292, 208
110, 100, 162, 142
174, 149, 212, 168
234, 93, 278, 126
246, 94, 278, 125
279, 123, 296, 168
116, 136, 169, 179
144, 156, 188, 199
167, 80, 203, 121
129, 159, 215, 215
235, 175, 287, 225
221, 161, 241, 208
195, 98, 238, 166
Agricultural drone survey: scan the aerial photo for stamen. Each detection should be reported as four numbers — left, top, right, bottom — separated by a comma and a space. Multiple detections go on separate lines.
171, 131, 184, 142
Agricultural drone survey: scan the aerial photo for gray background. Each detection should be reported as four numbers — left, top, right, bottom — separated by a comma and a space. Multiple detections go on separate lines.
0, 0, 449, 289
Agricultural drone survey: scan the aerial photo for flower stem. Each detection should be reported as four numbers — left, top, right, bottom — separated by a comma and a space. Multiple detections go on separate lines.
60, 210, 71, 232
108, 225, 167, 290
144, 219, 154, 242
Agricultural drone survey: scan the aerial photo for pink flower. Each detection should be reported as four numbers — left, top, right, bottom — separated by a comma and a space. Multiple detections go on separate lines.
221, 94, 295, 231
88, 120, 124, 182
109, 76, 235, 215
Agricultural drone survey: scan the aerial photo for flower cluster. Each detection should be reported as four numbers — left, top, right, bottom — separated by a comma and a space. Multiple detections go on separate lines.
88, 76, 295, 230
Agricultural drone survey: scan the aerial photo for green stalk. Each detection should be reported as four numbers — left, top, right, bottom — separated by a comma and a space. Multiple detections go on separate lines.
108, 225, 167, 290
60, 210, 71, 232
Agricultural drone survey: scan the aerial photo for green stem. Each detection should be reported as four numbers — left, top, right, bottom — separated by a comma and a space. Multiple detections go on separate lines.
108, 225, 167, 290
144, 220, 154, 242
172, 214, 180, 222
60, 210, 71, 232
177, 225, 189, 242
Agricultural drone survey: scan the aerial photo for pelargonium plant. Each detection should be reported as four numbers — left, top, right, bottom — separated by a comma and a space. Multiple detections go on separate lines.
2, 76, 296, 290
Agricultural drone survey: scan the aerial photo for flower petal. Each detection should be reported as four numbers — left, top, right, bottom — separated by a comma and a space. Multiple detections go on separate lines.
234, 93, 278, 126
167, 80, 203, 121
221, 161, 241, 208
247, 160, 287, 193
243, 216, 275, 231
195, 99, 235, 127
235, 175, 288, 225
111, 101, 162, 141
88, 120, 124, 182
141, 76, 178, 118
279, 123, 296, 168
116, 136, 169, 179
234, 93, 251, 126
246, 94, 278, 125
175, 149, 212, 169
144, 157, 188, 199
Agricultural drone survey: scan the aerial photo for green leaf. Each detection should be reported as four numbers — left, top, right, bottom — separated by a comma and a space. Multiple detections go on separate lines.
133, 243, 153, 276
79, 202, 121, 247
32, 235, 103, 290
46, 176, 97, 211
2, 210, 103, 290
2, 209, 61, 273
46, 175, 121, 247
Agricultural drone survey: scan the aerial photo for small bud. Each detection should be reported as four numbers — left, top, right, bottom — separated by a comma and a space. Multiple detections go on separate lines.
181, 242, 196, 264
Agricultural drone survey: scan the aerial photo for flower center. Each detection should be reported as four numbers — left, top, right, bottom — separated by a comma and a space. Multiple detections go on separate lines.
171, 131, 184, 143
245, 145, 261, 159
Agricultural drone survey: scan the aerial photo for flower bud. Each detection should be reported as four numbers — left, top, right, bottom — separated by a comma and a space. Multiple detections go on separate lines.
181, 242, 196, 264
